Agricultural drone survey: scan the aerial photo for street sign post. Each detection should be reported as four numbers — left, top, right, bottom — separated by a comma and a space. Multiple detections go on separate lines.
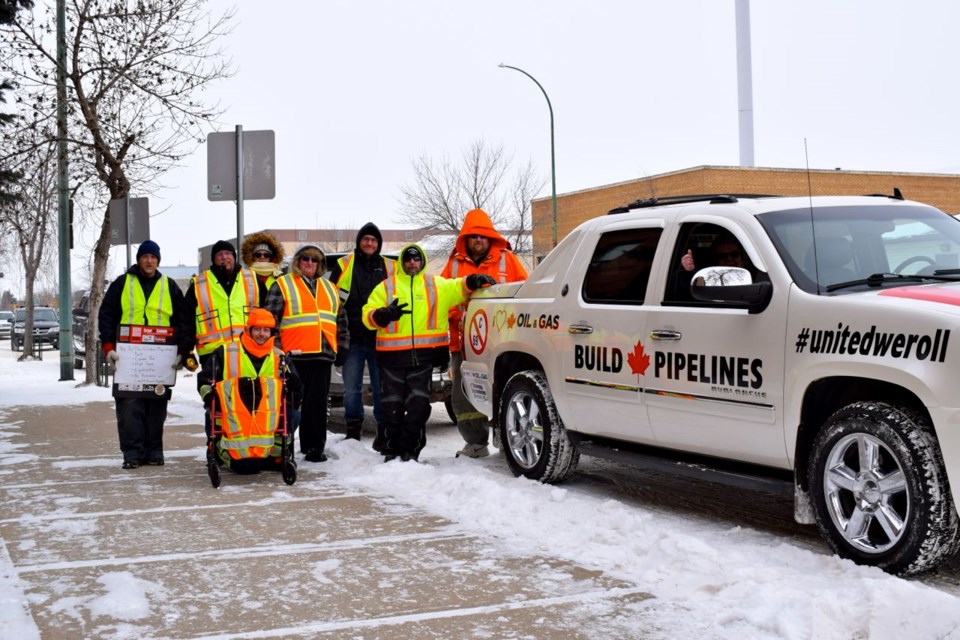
108, 197, 150, 266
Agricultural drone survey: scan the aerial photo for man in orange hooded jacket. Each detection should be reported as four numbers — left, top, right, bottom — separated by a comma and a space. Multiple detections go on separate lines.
441, 208, 528, 458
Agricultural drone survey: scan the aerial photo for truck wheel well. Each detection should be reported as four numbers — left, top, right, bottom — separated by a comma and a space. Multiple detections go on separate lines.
493, 351, 545, 422
794, 377, 929, 492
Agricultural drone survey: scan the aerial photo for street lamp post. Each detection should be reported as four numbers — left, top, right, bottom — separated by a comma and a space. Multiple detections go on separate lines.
498, 63, 558, 248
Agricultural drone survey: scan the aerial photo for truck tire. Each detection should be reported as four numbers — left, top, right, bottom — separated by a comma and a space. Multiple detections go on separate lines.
498, 370, 579, 483
808, 401, 960, 575
444, 395, 457, 425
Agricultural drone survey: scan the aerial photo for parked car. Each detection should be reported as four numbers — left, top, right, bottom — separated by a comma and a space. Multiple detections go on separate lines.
72, 294, 92, 369
0, 310, 12, 340
322, 252, 456, 423
12, 306, 59, 351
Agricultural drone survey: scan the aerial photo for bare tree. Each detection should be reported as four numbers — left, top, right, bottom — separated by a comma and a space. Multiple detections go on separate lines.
1, 0, 234, 381
0, 0, 34, 206
505, 157, 539, 254
0, 136, 57, 360
398, 139, 543, 251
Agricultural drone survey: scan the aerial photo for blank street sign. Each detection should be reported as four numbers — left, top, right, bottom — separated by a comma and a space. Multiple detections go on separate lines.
108, 198, 150, 245
207, 130, 276, 201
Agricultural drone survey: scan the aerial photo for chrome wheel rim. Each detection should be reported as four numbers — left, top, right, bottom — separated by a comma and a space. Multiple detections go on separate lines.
823, 432, 909, 554
503, 389, 544, 470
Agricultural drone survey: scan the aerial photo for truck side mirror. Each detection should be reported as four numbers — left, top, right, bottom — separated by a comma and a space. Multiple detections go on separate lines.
691, 267, 773, 314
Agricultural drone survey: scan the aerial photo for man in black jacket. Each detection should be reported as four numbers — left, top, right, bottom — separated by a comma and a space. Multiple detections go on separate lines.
99, 240, 184, 469
176, 239, 260, 436
327, 223, 393, 446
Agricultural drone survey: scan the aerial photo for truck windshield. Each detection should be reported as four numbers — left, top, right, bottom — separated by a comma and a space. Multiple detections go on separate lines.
758, 204, 960, 294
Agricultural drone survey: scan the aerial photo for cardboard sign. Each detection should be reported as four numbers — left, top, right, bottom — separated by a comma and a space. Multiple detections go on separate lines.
113, 325, 177, 399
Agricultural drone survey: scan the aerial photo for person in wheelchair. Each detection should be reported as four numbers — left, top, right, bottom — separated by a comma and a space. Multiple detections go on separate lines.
198, 308, 301, 474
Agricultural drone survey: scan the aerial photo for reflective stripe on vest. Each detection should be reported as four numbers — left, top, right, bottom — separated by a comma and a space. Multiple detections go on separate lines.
375, 274, 447, 351
336, 254, 353, 301
121, 274, 173, 326
194, 269, 258, 355
215, 376, 281, 459
276, 274, 340, 353
221, 342, 281, 380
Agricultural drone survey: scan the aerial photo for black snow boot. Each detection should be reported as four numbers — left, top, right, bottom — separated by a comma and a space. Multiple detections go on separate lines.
345, 420, 363, 441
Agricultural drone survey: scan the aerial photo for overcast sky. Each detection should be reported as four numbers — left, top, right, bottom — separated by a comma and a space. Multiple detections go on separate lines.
23, 0, 960, 290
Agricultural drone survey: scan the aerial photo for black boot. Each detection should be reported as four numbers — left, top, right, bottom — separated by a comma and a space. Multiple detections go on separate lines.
345, 420, 363, 441
372, 422, 386, 452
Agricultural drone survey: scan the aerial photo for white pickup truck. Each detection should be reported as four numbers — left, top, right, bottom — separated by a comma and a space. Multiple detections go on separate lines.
461, 192, 960, 575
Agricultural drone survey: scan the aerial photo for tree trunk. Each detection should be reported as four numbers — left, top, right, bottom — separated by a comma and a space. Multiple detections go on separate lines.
82, 202, 115, 383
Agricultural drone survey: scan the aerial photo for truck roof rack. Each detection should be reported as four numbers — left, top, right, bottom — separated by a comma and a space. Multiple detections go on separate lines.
864, 187, 905, 201
607, 193, 778, 215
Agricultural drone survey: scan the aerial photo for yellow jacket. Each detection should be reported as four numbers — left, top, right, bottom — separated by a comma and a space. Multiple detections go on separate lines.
362, 243, 469, 365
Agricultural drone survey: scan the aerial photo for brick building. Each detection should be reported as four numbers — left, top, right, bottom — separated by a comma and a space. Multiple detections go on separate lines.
530, 165, 960, 255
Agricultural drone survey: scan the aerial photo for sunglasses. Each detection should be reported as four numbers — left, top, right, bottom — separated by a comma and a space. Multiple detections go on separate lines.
469, 234, 487, 241
253, 251, 272, 258
299, 256, 320, 263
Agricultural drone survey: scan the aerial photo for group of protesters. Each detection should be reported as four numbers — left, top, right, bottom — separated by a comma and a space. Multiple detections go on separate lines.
98, 208, 527, 471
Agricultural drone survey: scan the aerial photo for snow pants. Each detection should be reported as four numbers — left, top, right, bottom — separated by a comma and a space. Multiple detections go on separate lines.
380, 362, 433, 459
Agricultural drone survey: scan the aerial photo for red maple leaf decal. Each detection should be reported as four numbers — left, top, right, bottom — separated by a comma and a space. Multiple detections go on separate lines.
507, 313, 516, 328
627, 340, 650, 376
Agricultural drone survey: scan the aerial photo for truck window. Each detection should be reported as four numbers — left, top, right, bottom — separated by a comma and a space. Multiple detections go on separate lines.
582, 228, 661, 305
664, 222, 757, 305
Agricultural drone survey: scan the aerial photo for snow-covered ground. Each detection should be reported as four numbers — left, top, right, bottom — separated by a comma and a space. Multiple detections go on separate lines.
2, 345, 960, 639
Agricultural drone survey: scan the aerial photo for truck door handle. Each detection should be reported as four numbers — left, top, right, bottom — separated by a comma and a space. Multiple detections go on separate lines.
650, 329, 682, 341
568, 324, 594, 334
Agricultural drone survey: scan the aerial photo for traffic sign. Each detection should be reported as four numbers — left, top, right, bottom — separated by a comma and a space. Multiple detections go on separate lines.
207, 130, 276, 201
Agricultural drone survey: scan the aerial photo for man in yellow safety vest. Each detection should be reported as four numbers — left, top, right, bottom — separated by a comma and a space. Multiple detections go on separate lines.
99, 240, 184, 469
176, 239, 260, 436
362, 243, 494, 462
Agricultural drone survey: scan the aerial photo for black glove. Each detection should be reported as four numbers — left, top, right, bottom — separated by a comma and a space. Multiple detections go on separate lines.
372, 307, 391, 328
334, 348, 348, 367
388, 299, 410, 320
466, 274, 497, 290
373, 300, 409, 327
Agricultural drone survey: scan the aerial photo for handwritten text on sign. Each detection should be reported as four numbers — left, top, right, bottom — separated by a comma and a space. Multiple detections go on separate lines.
114, 325, 177, 395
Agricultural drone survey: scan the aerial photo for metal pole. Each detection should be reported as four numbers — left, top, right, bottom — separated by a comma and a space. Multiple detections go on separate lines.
124, 195, 132, 267
235, 124, 244, 249
735, 0, 755, 167
56, 0, 73, 380
498, 63, 558, 248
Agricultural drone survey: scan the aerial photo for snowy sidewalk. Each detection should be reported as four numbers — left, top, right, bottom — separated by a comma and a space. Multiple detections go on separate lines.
0, 401, 652, 639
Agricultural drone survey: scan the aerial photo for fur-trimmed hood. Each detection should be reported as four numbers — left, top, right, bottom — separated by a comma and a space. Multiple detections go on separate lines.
241, 232, 285, 266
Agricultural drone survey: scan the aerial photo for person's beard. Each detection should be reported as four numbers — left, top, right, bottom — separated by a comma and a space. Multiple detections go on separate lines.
211, 262, 236, 283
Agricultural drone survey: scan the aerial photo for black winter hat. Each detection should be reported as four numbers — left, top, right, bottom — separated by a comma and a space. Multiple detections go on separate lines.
136, 240, 161, 262
402, 246, 424, 262
356, 222, 383, 253
211, 240, 237, 259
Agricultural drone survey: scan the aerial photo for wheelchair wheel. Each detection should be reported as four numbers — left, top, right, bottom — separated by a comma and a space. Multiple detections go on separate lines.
207, 459, 221, 488
282, 459, 297, 486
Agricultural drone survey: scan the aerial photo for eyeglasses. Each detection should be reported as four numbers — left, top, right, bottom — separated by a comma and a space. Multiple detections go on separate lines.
253, 251, 272, 258
469, 234, 487, 241
299, 256, 320, 263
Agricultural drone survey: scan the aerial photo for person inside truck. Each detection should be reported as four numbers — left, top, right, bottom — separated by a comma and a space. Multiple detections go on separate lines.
680, 233, 746, 273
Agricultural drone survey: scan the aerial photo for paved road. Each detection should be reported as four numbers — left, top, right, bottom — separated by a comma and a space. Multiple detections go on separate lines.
0, 401, 653, 639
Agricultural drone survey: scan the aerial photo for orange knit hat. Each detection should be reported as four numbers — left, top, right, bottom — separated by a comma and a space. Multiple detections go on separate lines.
246, 308, 276, 329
